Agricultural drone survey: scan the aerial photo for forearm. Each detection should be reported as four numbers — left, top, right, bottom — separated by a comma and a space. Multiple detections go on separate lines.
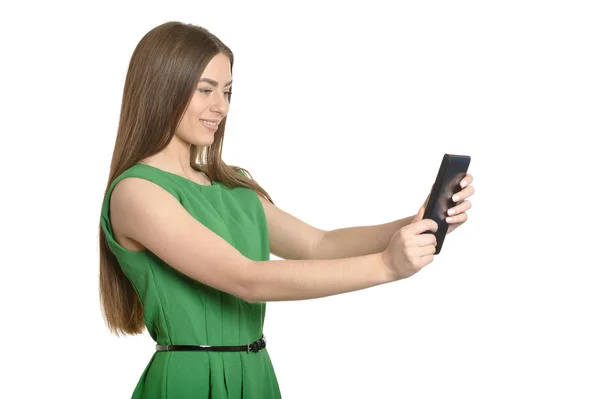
315, 215, 415, 259
243, 253, 394, 302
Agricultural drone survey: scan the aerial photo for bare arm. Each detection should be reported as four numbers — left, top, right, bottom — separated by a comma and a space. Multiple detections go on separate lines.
314, 216, 415, 259
255, 195, 418, 260
246, 252, 389, 301
309, 186, 435, 259
110, 178, 395, 303
255, 196, 326, 261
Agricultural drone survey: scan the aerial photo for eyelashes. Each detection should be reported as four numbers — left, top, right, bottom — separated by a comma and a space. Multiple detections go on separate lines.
198, 88, 232, 101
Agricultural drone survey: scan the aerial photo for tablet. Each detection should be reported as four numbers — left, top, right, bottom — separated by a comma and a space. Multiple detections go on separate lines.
423, 153, 471, 255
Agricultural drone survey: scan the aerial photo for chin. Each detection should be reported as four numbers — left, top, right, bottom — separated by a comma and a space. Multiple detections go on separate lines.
193, 135, 215, 147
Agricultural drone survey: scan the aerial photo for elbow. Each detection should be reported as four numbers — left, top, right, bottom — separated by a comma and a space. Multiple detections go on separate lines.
310, 229, 330, 260
241, 293, 262, 304
237, 285, 259, 304
234, 260, 262, 303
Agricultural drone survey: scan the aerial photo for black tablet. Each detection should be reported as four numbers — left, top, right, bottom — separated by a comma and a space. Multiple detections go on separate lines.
423, 153, 471, 255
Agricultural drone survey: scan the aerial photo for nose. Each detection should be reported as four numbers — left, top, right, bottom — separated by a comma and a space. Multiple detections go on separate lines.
210, 92, 229, 115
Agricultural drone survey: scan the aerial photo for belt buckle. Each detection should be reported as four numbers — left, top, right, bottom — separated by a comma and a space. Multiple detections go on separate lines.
247, 334, 266, 353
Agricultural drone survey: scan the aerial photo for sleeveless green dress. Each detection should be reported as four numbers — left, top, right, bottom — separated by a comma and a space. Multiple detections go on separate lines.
100, 163, 281, 398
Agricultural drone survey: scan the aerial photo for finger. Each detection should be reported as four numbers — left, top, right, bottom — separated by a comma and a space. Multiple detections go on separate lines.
446, 212, 468, 224
408, 218, 438, 235
417, 243, 437, 257
451, 186, 475, 203
447, 200, 472, 216
411, 206, 425, 223
415, 233, 437, 247
459, 174, 473, 188
423, 186, 433, 207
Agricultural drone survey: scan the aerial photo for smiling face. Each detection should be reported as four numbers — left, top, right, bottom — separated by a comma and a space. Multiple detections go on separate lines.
175, 53, 232, 147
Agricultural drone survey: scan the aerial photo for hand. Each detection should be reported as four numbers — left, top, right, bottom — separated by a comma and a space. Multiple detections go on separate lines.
382, 206, 438, 280
446, 173, 475, 234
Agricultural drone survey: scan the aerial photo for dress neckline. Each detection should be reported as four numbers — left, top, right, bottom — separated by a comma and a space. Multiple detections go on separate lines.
135, 163, 219, 188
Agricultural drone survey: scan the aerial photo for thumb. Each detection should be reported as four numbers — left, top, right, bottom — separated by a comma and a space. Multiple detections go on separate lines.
411, 206, 425, 223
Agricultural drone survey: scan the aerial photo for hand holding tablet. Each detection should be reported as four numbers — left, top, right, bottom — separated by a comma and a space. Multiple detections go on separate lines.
422, 154, 471, 255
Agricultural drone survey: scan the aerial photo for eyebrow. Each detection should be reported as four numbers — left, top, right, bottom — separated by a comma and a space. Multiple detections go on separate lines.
199, 78, 233, 87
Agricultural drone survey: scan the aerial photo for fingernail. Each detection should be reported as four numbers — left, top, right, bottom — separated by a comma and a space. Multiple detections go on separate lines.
446, 217, 453, 222
448, 209, 455, 215
453, 194, 460, 202
461, 180, 467, 188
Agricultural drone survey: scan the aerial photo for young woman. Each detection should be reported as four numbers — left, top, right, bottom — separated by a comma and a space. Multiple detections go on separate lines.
99, 21, 475, 399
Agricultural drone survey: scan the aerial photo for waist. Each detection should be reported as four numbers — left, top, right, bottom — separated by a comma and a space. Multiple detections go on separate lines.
156, 334, 267, 353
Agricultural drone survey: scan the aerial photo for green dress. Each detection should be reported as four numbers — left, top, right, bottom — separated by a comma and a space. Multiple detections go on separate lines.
100, 163, 281, 398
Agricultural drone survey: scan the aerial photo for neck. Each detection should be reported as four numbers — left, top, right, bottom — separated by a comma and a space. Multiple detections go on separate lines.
144, 136, 203, 176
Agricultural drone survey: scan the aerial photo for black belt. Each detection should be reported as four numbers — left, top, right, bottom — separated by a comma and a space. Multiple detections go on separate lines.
156, 334, 266, 353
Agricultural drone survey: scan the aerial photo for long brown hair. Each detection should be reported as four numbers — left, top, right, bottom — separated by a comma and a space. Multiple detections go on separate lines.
99, 21, 273, 336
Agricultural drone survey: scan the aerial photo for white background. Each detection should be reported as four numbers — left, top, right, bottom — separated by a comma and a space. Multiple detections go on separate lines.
1, 0, 599, 398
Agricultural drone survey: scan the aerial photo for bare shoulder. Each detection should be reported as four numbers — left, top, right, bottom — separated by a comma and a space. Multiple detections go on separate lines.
109, 176, 194, 252
109, 177, 161, 251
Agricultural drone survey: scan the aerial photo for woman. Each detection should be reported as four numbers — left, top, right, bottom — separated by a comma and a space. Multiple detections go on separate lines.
99, 21, 475, 398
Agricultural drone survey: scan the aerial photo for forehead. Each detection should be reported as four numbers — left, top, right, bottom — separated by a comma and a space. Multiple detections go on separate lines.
199, 53, 232, 83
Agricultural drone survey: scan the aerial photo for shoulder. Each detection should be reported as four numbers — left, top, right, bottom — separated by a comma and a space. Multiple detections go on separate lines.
110, 176, 159, 212
109, 176, 177, 251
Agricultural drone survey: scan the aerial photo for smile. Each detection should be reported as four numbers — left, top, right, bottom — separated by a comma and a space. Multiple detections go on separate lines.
200, 119, 218, 131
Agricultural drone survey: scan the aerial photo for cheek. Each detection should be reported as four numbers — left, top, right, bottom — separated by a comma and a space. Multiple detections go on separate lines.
186, 107, 204, 126
185, 96, 205, 118
180, 115, 196, 133
176, 114, 199, 137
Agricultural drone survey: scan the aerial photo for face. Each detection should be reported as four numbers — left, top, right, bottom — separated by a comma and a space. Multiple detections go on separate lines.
175, 53, 232, 147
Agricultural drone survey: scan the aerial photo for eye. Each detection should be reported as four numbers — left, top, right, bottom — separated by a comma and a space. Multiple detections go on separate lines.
198, 88, 232, 101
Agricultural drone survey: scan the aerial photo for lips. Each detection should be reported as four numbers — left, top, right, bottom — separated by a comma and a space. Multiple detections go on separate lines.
199, 119, 219, 131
